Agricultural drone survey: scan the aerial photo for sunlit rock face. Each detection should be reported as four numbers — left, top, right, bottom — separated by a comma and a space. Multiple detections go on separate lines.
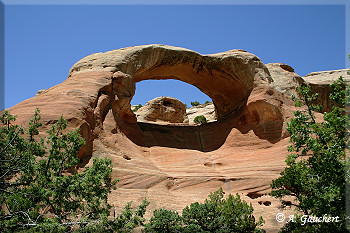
186, 102, 217, 124
265, 63, 304, 97
135, 96, 188, 123
6, 44, 347, 232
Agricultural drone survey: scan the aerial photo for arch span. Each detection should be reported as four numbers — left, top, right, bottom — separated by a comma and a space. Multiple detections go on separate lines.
64, 45, 281, 153
69, 44, 272, 120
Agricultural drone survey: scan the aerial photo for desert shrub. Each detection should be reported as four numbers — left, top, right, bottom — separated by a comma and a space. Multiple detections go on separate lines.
0, 108, 149, 232
191, 101, 200, 107
133, 104, 143, 112
194, 115, 207, 124
143, 209, 183, 233
182, 189, 264, 233
143, 188, 264, 233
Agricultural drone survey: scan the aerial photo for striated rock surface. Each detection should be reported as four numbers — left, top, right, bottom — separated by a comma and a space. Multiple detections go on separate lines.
4, 44, 346, 232
135, 96, 188, 123
266, 63, 304, 97
186, 102, 217, 124
303, 69, 349, 85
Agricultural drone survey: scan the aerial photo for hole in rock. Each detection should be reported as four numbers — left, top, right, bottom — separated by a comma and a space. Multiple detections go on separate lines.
163, 101, 172, 107
131, 79, 216, 125
131, 79, 212, 110
247, 192, 264, 199
263, 201, 271, 206
282, 200, 292, 206
117, 77, 241, 153
113, 64, 282, 152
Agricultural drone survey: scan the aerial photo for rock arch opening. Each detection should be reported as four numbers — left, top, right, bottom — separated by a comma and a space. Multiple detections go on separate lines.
131, 79, 215, 125
132, 61, 251, 120
110, 65, 252, 152
67, 45, 281, 153
131, 79, 212, 108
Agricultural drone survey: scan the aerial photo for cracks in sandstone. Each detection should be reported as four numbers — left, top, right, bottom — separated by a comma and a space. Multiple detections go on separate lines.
207, 153, 233, 194
208, 154, 216, 170
198, 125, 204, 152
225, 179, 232, 194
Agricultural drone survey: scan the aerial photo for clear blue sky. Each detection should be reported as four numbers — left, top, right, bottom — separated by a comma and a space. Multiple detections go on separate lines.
3, 3, 347, 109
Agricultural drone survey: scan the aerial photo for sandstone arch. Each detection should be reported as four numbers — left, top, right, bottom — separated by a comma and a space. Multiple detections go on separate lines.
69, 44, 272, 120
67, 45, 279, 152
6, 45, 347, 232
9, 44, 282, 156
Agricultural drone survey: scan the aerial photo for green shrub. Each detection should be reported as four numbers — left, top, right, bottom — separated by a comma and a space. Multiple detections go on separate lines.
183, 189, 264, 232
143, 209, 183, 233
191, 101, 200, 107
133, 104, 143, 112
0, 109, 149, 232
194, 115, 207, 124
144, 188, 264, 233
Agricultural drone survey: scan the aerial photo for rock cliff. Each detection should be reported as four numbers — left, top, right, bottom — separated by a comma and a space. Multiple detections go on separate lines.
5, 44, 349, 232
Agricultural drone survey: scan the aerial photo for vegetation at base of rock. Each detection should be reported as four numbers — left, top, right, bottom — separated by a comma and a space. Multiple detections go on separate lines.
205, 101, 210, 104
194, 115, 207, 124
0, 108, 149, 232
271, 77, 349, 232
143, 209, 183, 233
190, 101, 200, 107
132, 104, 143, 112
143, 188, 265, 233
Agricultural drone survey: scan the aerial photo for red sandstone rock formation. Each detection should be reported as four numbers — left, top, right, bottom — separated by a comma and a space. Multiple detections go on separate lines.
5, 45, 349, 232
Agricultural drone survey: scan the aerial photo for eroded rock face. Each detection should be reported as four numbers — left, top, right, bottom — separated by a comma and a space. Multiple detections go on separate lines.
266, 63, 304, 97
4, 44, 346, 232
6, 70, 137, 160
303, 69, 349, 85
267, 64, 350, 113
135, 96, 188, 123
303, 69, 350, 112
186, 102, 217, 124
